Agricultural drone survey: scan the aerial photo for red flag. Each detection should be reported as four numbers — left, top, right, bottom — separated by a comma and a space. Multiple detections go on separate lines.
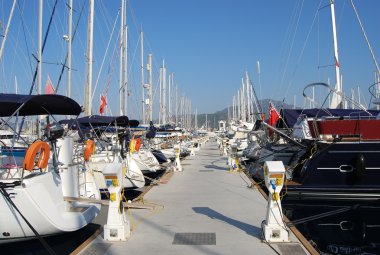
268, 102, 280, 127
44, 76, 55, 94
261, 113, 265, 121
99, 95, 107, 115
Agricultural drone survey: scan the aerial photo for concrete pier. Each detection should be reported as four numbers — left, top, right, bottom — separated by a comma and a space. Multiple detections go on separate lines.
79, 141, 309, 255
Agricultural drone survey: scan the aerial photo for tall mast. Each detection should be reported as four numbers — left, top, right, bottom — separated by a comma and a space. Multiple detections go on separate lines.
195, 108, 197, 129
162, 60, 166, 124
67, 0, 73, 98
245, 72, 251, 122
38, 0, 43, 96
237, 90, 240, 120
329, 0, 342, 108
140, 31, 145, 124
159, 67, 162, 125
148, 53, 153, 121
241, 78, 246, 122
233, 96, 235, 121
119, 0, 126, 115
37, 0, 43, 136
175, 83, 178, 126
85, 0, 94, 116
205, 114, 208, 131
168, 73, 171, 124
124, 27, 128, 114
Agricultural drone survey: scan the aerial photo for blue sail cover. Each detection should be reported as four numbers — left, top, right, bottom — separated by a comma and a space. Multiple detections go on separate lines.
59, 115, 139, 127
279, 108, 380, 128
0, 94, 82, 116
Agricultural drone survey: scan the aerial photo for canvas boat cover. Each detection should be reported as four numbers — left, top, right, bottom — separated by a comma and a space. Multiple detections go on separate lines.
0, 94, 82, 116
279, 108, 380, 128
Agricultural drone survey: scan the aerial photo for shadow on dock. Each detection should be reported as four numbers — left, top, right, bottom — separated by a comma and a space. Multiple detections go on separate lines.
192, 207, 261, 239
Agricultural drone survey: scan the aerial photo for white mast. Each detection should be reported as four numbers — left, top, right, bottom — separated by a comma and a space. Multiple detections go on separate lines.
85, 0, 94, 116
351, 88, 355, 109
168, 73, 171, 124
205, 114, 208, 131
67, 0, 73, 98
162, 60, 167, 124
245, 72, 251, 122
195, 108, 198, 129
148, 53, 153, 121
119, 0, 126, 115
233, 96, 236, 121
140, 31, 145, 124
180, 95, 184, 128
241, 78, 246, 122
175, 83, 178, 126
159, 67, 162, 125
37, 0, 43, 136
171, 73, 174, 123
0, 0, 17, 62
237, 90, 241, 120
329, 0, 342, 109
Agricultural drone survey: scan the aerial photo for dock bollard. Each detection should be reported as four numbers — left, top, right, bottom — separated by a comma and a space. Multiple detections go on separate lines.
190, 143, 196, 156
174, 143, 183, 172
103, 163, 130, 241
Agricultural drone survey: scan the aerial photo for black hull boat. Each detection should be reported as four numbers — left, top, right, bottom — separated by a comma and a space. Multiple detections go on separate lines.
283, 200, 380, 254
285, 141, 380, 202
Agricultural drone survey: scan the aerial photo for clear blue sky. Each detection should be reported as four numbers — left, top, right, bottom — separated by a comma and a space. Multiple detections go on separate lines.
0, 0, 379, 119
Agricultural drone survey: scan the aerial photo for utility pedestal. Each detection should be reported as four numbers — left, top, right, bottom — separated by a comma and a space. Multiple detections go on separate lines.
104, 164, 130, 241
174, 143, 182, 172
228, 143, 238, 172
190, 142, 196, 156
262, 161, 289, 243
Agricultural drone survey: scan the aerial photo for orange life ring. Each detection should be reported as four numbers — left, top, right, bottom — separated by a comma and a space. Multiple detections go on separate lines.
135, 138, 141, 151
23, 141, 50, 171
84, 140, 95, 161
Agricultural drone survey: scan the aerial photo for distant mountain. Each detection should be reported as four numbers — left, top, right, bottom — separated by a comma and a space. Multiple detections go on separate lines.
196, 99, 294, 129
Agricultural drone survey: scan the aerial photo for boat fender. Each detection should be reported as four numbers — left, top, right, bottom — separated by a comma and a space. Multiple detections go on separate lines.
135, 138, 142, 151
355, 154, 366, 180
22, 141, 50, 171
84, 140, 96, 161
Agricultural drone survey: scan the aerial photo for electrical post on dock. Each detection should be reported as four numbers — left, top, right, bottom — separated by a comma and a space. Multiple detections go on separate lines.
228, 143, 237, 172
222, 138, 228, 156
262, 161, 289, 243
174, 143, 182, 171
190, 142, 196, 156
103, 163, 130, 241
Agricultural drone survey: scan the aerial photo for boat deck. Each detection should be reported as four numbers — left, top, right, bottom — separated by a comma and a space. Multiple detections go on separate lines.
78, 141, 310, 255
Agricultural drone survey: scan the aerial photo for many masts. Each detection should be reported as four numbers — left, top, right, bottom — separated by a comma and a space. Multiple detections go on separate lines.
232, 72, 260, 123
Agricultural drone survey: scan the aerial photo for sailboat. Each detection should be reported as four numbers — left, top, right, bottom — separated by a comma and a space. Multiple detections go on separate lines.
0, 94, 100, 243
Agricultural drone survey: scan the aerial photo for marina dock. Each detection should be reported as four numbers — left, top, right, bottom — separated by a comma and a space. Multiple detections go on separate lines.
78, 140, 310, 255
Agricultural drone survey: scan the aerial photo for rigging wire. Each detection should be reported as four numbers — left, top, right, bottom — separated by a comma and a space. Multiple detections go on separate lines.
91, 8, 120, 106
277, 0, 305, 98
28, 0, 58, 95
16, 0, 33, 77
54, 0, 86, 93
350, 0, 380, 75
283, 0, 323, 99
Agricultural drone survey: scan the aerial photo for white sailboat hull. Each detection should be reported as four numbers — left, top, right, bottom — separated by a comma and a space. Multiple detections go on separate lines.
0, 171, 100, 243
